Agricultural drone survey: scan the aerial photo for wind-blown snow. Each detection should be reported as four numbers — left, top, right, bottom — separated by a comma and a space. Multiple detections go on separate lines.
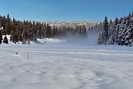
0, 36, 133, 89
37, 38, 65, 44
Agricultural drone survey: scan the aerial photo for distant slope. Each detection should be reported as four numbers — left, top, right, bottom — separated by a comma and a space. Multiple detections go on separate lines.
45, 21, 96, 28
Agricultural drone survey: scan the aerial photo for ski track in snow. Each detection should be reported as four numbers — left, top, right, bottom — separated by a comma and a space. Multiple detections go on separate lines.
0, 43, 133, 89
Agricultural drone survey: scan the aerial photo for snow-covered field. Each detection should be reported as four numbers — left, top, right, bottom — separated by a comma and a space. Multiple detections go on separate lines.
0, 37, 133, 89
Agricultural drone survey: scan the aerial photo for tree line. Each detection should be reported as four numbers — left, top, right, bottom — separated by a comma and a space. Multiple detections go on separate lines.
0, 14, 87, 44
91, 12, 133, 46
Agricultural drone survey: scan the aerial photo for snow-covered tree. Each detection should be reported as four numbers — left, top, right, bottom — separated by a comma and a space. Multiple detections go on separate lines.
96, 11, 133, 46
3, 36, 8, 44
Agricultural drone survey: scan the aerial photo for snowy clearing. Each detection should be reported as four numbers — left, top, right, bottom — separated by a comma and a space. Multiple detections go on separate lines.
0, 38, 133, 89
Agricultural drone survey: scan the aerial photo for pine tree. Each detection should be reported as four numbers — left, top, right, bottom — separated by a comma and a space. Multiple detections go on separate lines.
3, 36, 8, 44
114, 18, 119, 43
103, 16, 109, 43
98, 16, 109, 44
0, 31, 2, 44
45, 24, 52, 37
10, 31, 19, 44
115, 18, 119, 25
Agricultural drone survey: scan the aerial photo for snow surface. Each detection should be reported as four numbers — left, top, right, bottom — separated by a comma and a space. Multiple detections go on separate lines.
0, 36, 133, 89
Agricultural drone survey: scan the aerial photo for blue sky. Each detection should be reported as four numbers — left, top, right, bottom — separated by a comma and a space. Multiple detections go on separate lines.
0, 0, 132, 22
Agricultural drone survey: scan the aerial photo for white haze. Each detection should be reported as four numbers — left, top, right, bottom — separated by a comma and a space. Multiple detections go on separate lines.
36, 32, 98, 47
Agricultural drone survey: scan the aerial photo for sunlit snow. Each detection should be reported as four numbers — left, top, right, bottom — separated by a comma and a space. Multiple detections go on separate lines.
0, 35, 133, 89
